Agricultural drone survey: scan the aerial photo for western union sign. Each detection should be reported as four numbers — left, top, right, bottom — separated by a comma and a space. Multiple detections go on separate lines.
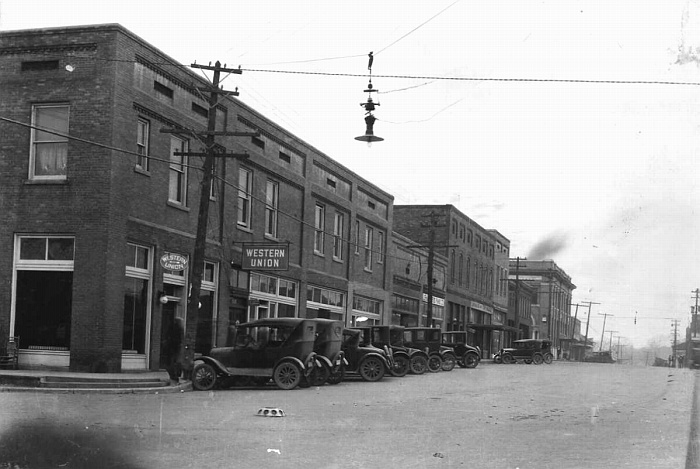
241, 243, 289, 271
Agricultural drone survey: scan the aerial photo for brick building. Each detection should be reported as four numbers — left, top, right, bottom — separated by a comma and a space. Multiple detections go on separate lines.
507, 259, 576, 355
389, 231, 447, 328
0, 24, 392, 373
393, 205, 516, 357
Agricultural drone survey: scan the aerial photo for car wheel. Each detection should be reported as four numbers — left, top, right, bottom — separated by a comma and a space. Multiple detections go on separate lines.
192, 363, 217, 391
391, 355, 410, 377
410, 355, 428, 375
502, 354, 514, 364
524, 359, 533, 364
273, 361, 302, 390
310, 363, 330, 386
544, 353, 554, 364
327, 365, 345, 385
441, 353, 456, 371
427, 354, 442, 372
464, 353, 479, 369
359, 356, 385, 382
533, 354, 544, 365
493, 354, 503, 364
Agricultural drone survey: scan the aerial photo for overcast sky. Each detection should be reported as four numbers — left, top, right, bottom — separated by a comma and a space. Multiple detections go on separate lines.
3, 0, 700, 349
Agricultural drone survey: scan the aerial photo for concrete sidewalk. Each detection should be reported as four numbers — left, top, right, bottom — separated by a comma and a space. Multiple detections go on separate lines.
0, 368, 192, 394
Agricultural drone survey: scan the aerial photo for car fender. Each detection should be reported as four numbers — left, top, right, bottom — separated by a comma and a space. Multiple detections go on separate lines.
274, 356, 307, 374
316, 355, 333, 369
195, 356, 230, 374
392, 350, 410, 361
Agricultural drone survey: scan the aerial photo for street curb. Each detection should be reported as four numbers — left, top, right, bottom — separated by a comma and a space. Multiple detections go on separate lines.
0, 381, 193, 394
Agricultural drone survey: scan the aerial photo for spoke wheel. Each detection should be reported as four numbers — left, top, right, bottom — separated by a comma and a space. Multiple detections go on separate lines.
533, 354, 544, 365
359, 356, 385, 382
502, 354, 514, 364
327, 365, 345, 385
464, 353, 479, 369
441, 353, 456, 372
192, 363, 217, 391
273, 361, 302, 390
427, 355, 442, 373
309, 363, 330, 386
544, 353, 554, 364
391, 355, 410, 377
410, 355, 428, 375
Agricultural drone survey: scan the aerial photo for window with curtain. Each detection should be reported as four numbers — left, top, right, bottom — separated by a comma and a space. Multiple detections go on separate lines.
30, 104, 69, 180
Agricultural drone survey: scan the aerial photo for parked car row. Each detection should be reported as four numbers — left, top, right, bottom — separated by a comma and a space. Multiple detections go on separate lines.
190, 318, 482, 391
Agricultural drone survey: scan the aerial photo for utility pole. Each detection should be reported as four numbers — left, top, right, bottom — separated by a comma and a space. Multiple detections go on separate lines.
408, 210, 453, 327
671, 319, 680, 367
581, 301, 600, 360
161, 61, 255, 374
692, 289, 700, 337
608, 330, 618, 352
599, 313, 613, 352
514, 257, 525, 339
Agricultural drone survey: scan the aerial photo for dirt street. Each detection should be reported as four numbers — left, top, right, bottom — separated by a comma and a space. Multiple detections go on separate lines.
0, 362, 694, 468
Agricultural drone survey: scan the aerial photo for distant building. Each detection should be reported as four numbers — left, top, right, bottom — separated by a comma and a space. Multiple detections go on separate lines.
507, 259, 576, 355
393, 205, 515, 357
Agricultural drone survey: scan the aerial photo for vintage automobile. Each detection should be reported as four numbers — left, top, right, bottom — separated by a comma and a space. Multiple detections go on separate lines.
310, 318, 346, 385
583, 351, 615, 364
351, 326, 410, 377
497, 339, 554, 365
404, 327, 457, 372
340, 328, 392, 382
191, 318, 323, 390
385, 325, 430, 375
441, 331, 481, 368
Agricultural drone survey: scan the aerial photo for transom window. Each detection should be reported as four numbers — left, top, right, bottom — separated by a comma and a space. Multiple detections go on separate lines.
30, 104, 69, 180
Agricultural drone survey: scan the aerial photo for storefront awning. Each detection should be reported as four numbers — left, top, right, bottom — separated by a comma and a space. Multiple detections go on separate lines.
467, 323, 519, 333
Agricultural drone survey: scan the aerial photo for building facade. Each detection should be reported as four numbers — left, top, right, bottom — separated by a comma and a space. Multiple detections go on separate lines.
507, 259, 576, 356
0, 24, 392, 372
389, 231, 447, 328
393, 205, 515, 357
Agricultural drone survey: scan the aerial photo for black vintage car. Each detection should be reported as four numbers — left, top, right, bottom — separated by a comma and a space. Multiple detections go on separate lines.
404, 327, 457, 372
340, 328, 391, 382
191, 318, 322, 390
497, 339, 554, 365
310, 319, 346, 385
352, 326, 410, 377
441, 331, 481, 368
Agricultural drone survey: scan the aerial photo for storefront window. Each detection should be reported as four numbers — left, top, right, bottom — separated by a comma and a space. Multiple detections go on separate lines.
14, 236, 74, 350
124, 243, 151, 354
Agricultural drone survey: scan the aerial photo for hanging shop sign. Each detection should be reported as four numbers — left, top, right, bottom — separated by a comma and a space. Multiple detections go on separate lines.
160, 253, 188, 271
241, 243, 289, 271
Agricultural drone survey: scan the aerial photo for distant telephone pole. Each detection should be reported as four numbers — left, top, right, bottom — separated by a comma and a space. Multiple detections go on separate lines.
581, 301, 600, 358
599, 312, 614, 352
692, 289, 700, 337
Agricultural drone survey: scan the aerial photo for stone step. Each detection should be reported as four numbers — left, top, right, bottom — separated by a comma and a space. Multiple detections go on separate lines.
39, 377, 168, 389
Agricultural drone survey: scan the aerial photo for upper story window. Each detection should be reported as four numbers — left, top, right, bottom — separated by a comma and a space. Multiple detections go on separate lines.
168, 136, 188, 206
333, 212, 344, 261
265, 180, 279, 238
354, 221, 361, 255
314, 204, 325, 255
364, 226, 373, 271
30, 104, 69, 181
237, 168, 252, 228
378, 231, 385, 264
136, 118, 150, 171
